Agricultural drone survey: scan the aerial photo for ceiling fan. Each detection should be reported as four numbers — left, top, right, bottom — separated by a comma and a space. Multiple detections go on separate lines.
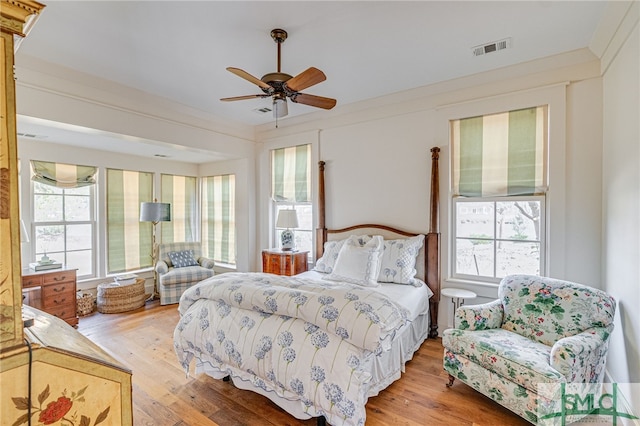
221, 29, 336, 119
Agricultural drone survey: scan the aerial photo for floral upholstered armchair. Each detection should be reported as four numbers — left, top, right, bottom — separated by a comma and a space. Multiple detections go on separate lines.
442, 275, 616, 424
155, 242, 215, 305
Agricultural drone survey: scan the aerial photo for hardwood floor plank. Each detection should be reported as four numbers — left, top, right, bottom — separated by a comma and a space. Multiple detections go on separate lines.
78, 301, 528, 425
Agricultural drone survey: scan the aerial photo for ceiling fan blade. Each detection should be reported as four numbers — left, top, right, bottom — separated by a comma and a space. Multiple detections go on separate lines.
226, 67, 272, 90
284, 67, 326, 92
220, 94, 270, 102
290, 93, 336, 110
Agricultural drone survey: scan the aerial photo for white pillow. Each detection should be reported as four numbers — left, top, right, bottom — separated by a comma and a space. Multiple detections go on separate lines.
378, 235, 425, 284
325, 235, 383, 287
313, 235, 371, 273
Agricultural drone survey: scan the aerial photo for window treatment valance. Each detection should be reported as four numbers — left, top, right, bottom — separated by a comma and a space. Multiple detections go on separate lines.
271, 144, 311, 203
31, 160, 97, 188
451, 105, 548, 197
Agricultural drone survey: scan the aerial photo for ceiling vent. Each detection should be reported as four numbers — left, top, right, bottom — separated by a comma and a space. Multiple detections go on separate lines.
472, 38, 511, 57
253, 106, 273, 114
17, 132, 41, 138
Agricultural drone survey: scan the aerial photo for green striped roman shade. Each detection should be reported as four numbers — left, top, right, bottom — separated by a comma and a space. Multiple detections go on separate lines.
271, 144, 311, 202
160, 174, 197, 243
452, 106, 548, 197
31, 160, 97, 188
202, 174, 236, 265
106, 168, 153, 273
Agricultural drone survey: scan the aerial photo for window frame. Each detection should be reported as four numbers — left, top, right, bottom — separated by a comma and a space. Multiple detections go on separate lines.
31, 181, 97, 279
451, 194, 546, 284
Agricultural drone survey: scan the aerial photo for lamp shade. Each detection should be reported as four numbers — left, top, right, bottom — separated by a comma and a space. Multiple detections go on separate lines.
273, 97, 288, 118
276, 209, 298, 229
140, 202, 171, 223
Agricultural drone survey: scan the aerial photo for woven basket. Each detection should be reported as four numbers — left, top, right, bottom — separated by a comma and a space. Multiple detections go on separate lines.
97, 279, 146, 314
76, 292, 96, 316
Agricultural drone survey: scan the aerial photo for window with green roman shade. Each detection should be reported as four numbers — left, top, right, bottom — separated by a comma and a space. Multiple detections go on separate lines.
160, 174, 197, 243
31, 160, 97, 188
451, 105, 548, 197
271, 144, 311, 202
106, 168, 154, 274
201, 174, 236, 266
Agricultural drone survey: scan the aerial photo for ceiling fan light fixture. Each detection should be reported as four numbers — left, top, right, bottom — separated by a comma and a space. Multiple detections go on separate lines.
273, 97, 288, 118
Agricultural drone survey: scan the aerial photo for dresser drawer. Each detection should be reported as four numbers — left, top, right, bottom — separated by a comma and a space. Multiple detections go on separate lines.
22, 274, 43, 288
42, 283, 75, 309
45, 304, 77, 322
43, 270, 76, 285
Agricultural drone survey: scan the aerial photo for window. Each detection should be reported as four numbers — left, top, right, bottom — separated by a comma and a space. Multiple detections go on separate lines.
160, 174, 197, 243
271, 144, 312, 254
106, 168, 153, 274
202, 174, 236, 266
31, 160, 97, 278
451, 106, 548, 282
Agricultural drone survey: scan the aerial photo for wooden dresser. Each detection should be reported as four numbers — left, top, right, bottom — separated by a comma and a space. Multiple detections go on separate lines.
22, 267, 78, 327
262, 249, 309, 276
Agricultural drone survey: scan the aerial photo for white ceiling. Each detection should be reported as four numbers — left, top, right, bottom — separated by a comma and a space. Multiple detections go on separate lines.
15, 0, 610, 162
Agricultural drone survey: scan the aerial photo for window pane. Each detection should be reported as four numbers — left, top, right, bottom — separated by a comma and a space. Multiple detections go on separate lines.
34, 194, 63, 222
65, 186, 90, 195
456, 201, 494, 238
35, 225, 64, 253
67, 250, 93, 276
497, 201, 541, 241
496, 241, 540, 277
34, 181, 62, 194
67, 224, 92, 250
455, 238, 494, 276
65, 196, 91, 221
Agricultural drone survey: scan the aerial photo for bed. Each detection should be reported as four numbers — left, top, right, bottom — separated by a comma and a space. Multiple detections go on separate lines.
174, 148, 441, 426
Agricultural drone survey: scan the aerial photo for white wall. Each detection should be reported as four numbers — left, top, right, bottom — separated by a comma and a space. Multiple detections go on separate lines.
601, 2, 640, 414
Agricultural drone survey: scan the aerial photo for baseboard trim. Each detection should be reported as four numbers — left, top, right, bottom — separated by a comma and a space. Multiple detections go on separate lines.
604, 369, 640, 426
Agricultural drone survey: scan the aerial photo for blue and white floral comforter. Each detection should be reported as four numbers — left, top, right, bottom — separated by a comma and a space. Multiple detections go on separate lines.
174, 272, 411, 426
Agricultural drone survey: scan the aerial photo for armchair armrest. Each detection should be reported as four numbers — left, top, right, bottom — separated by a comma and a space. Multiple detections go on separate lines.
198, 257, 215, 270
455, 299, 504, 330
550, 326, 613, 380
155, 260, 169, 275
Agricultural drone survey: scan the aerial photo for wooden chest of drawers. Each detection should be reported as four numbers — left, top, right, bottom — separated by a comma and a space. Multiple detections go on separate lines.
22, 268, 78, 327
262, 249, 309, 276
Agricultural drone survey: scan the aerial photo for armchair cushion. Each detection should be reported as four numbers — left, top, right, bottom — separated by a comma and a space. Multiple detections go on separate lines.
443, 328, 564, 394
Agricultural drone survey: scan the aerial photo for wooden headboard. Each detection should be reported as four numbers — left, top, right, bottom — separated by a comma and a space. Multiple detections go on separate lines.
315, 148, 441, 338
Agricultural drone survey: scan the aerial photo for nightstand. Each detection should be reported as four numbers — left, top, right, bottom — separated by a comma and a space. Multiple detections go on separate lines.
262, 249, 309, 276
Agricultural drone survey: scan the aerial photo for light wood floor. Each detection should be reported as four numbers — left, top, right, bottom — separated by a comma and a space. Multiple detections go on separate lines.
78, 301, 529, 426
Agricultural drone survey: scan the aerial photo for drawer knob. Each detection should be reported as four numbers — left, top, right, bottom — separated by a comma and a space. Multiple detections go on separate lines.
54, 276, 67, 281
53, 286, 66, 292
54, 298, 66, 305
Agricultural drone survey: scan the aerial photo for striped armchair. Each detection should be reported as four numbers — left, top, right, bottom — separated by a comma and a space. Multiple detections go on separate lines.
155, 242, 215, 305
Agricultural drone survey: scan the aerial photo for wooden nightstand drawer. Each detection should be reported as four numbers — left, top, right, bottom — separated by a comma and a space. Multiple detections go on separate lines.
43, 270, 76, 285
22, 274, 43, 288
262, 250, 309, 276
42, 283, 75, 308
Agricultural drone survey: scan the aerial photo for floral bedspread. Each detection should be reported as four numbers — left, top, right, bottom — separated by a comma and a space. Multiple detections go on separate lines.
174, 272, 411, 426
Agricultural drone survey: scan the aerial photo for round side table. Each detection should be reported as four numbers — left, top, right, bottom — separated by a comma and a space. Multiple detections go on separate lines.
441, 287, 477, 326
